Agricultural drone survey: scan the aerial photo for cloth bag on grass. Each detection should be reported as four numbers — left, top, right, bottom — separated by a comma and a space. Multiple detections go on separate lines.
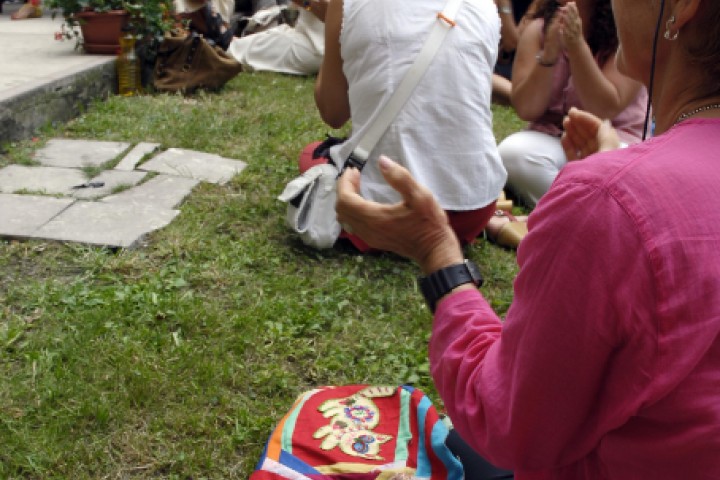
250, 385, 464, 479
153, 31, 242, 93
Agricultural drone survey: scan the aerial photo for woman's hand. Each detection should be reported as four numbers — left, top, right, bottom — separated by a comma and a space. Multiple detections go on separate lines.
542, 10, 564, 63
558, 2, 584, 51
336, 156, 463, 274
561, 107, 621, 160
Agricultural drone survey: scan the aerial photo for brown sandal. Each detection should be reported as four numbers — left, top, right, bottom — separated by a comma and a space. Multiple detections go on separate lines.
485, 210, 528, 249
11, 2, 42, 20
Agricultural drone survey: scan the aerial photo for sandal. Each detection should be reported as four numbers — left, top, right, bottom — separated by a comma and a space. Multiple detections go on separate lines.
11, 2, 42, 20
485, 210, 528, 249
496, 190, 513, 212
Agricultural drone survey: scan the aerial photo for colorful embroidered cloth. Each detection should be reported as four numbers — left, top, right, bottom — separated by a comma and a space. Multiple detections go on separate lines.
250, 385, 463, 480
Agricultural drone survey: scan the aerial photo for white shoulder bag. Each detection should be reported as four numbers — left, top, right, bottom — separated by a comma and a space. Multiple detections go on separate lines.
278, 0, 465, 249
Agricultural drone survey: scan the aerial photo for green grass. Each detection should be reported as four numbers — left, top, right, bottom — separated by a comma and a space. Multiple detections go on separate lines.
0, 72, 525, 479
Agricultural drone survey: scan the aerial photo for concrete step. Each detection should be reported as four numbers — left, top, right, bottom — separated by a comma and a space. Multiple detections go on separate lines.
0, 3, 116, 143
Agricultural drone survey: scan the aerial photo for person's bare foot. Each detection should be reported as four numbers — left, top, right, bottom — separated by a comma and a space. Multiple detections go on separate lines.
485, 211, 528, 249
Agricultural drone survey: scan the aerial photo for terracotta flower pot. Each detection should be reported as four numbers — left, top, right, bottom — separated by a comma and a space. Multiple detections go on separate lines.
76, 10, 130, 54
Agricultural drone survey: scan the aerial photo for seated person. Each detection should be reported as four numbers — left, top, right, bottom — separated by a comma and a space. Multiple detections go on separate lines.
309, 0, 506, 252
226, 0, 325, 76
499, 0, 646, 208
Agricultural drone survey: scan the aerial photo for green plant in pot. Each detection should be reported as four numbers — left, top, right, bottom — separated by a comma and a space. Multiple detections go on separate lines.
48, 0, 175, 56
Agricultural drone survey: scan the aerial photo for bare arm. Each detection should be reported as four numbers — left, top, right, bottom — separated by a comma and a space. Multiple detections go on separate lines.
495, 0, 520, 52
510, 18, 560, 120
560, 3, 642, 119
314, 0, 350, 129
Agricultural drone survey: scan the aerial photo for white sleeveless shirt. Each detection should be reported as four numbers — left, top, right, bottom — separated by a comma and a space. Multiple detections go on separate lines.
329, 0, 507, 210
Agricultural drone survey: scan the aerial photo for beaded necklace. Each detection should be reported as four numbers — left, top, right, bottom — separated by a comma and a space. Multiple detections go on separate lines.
675, 103, 720, 124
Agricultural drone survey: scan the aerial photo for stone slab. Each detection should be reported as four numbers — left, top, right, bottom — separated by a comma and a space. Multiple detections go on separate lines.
32, 201, 180, 249
34, 139, 131, 169
115, 142, 161, 171
102, 174, 200, 209
72, 170, 148, 200
0, 194, 75, 238
0, 164, 87, 195
139, 148, 247, 185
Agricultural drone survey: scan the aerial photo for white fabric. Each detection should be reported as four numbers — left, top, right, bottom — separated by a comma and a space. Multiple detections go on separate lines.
498, 130, 566, 208
329, 0, 506, 210
174, 0, 234, 23
350, 0, 465, 163
227, 8, 325, 76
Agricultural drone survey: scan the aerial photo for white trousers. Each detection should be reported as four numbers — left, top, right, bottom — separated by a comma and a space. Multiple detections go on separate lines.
498, 130, 567, 209
226, 8, 324, 76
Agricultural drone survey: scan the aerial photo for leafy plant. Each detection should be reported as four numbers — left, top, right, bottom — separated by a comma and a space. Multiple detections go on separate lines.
48, 0, 175, 50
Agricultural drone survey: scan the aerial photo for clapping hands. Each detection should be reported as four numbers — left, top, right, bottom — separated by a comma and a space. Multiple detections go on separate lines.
545, 1, 584, 58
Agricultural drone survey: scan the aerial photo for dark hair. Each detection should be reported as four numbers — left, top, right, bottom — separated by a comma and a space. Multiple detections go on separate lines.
532, 0, 618, 66
684, 1, 720, 97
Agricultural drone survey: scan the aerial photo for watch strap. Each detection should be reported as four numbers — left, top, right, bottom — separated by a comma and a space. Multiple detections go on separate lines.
418, 260, 483, 313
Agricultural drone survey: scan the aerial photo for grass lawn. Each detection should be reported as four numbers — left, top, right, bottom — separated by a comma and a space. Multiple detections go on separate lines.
0, 72, 525, 479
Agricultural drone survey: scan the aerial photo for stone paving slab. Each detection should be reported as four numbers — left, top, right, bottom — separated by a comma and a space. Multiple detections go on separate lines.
0, 137, 249, 248
35, 139, 131, 169
32, 201, 180, 249
115, 142, 161, 171
0, 194, 75, 238
139, 148, 247, 185
102, 174, 200, 210
0, 164, 88, 195
72, 170, 148, 200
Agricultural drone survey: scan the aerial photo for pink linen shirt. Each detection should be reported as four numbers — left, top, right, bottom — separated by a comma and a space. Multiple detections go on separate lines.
429, 119, 720, 479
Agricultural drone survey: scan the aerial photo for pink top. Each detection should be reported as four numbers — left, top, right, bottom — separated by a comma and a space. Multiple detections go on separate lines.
429, 119, 720, 479
528, 52, 648, 144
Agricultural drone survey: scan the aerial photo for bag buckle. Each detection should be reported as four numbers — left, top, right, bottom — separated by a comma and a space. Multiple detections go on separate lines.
340, 153, 367, 176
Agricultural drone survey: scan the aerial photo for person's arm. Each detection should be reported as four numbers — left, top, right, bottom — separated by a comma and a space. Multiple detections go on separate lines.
559, 2, 642, 119
510, 18, 561, 120
430, 173, 656, 470
336, 153, 657, 472
314, 0, 350, 128
495, 0, 520, 53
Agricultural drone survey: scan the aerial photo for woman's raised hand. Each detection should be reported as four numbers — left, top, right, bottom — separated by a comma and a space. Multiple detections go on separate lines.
559, 2, 584, 50
336, 156, 463, 274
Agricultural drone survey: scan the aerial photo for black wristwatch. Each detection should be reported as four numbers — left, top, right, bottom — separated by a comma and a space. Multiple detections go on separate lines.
418, 259, 483, 313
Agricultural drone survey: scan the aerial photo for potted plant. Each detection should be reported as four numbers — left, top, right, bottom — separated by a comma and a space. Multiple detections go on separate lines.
48, 0, 175, 55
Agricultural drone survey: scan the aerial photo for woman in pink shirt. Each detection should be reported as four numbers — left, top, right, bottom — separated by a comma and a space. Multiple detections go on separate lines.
335, 0, 720, 477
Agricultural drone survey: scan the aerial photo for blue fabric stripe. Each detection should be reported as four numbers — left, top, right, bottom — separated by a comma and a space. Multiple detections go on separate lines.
278, 449, 322, 475
432, 423, 464, 479
415, 395, 433, 477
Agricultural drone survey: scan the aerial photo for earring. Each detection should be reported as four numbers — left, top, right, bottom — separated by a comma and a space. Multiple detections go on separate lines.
664, 15, 679, 41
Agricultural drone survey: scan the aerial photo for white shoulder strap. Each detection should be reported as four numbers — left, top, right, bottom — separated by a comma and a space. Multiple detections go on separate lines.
345, 0, 466, 170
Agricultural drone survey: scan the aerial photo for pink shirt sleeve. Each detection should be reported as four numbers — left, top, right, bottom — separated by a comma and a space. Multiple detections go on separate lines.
429, 176, 658, 473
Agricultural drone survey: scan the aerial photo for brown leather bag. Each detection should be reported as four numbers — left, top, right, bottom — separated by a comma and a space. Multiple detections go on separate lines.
153, 31, 242, 93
